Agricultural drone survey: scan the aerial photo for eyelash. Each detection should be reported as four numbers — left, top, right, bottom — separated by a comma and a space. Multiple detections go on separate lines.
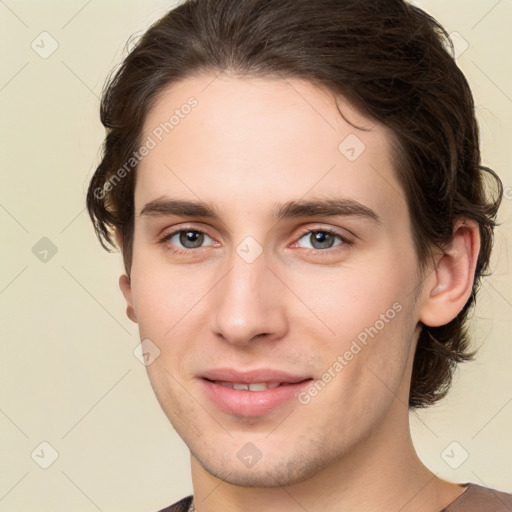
158, 226, 352, 257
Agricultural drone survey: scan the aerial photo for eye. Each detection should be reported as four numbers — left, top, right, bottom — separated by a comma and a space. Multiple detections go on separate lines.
158, 226, 350, 255
295, 229, 347, 250
161, 229, 216, 251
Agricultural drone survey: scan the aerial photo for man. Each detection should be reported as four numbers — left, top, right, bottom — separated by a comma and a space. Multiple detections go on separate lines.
86, 0, 510, 510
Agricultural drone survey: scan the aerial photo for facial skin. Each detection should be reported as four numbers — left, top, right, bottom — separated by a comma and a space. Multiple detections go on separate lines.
119, 73, 479, 511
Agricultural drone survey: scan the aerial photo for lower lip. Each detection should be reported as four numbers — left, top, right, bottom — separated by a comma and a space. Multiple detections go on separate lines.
201, 379, 312, 417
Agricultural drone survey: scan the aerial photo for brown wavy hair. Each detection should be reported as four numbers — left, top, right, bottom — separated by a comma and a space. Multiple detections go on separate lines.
86, 0, 502, 408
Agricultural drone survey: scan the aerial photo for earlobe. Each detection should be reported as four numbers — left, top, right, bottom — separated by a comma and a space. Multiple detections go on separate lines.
419, 219, 480, 327
115, 228, 137, 323
119, 274, 137, 323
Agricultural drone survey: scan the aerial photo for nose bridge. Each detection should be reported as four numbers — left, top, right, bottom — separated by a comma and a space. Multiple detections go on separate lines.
211, 249, 286, 345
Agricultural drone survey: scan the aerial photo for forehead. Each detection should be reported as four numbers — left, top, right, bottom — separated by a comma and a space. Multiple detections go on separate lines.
136, 73, 405, 222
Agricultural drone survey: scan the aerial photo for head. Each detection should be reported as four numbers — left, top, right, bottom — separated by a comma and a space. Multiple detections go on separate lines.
86, 0, 502, 487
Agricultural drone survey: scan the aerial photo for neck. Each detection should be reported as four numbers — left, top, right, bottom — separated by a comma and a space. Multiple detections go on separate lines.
189, 399, 463, 512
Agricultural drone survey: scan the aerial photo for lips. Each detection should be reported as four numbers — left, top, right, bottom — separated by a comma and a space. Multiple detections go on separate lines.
199, 368, 313, 416
201, 368, 309, 385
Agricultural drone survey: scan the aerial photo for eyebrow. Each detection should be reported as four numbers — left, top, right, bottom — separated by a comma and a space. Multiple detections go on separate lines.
140, 196, 381, 224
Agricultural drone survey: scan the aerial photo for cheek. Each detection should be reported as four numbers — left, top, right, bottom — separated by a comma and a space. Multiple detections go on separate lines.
311, 299, 416, 435
286, 254, 419, 406
129, 246, 198, 334
287, 260, 414, 347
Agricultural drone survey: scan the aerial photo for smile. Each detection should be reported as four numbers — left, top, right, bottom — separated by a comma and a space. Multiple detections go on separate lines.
214, 381, 289, 391
200, 370, 313, 416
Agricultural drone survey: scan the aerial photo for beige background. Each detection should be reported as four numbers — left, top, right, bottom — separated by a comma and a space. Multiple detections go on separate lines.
0, 1, 511, 510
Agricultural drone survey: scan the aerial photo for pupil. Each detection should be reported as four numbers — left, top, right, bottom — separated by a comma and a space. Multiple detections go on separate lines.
180, 231, 203, 248
312, 232, 333, 249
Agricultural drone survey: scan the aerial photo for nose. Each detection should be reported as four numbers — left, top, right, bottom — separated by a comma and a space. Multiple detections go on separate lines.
209, 252, 288, 347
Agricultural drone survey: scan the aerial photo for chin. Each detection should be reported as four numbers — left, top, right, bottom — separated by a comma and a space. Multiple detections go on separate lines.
191, 444, 330, 488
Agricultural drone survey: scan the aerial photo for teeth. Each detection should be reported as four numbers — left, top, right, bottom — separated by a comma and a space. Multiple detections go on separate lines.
216, 381, 282, 391
219, 381, 235, 389
248, 383, 267, 391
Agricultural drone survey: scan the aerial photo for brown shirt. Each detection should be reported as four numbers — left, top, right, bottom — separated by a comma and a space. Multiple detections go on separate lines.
440, 483, 512, 511
158, 483, 512, 512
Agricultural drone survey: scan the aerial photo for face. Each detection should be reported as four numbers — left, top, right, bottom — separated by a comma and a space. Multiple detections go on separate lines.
122, 73, 428, 487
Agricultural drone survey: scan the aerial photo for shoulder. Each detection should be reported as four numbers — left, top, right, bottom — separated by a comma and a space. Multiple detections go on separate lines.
155, 495, 193, 512
443, 484, 512, 511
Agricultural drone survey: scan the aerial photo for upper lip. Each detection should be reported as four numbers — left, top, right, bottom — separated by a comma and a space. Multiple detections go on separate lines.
200, 368, 311, 384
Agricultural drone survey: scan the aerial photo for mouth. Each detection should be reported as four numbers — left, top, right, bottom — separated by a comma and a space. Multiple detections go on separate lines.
199, 369, 313, 416
206, 380, 299, 391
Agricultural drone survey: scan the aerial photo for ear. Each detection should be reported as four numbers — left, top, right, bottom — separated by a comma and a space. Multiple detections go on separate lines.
418, 218, 480, 327
119, 274, 137, 323
115, 228, 137, 324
